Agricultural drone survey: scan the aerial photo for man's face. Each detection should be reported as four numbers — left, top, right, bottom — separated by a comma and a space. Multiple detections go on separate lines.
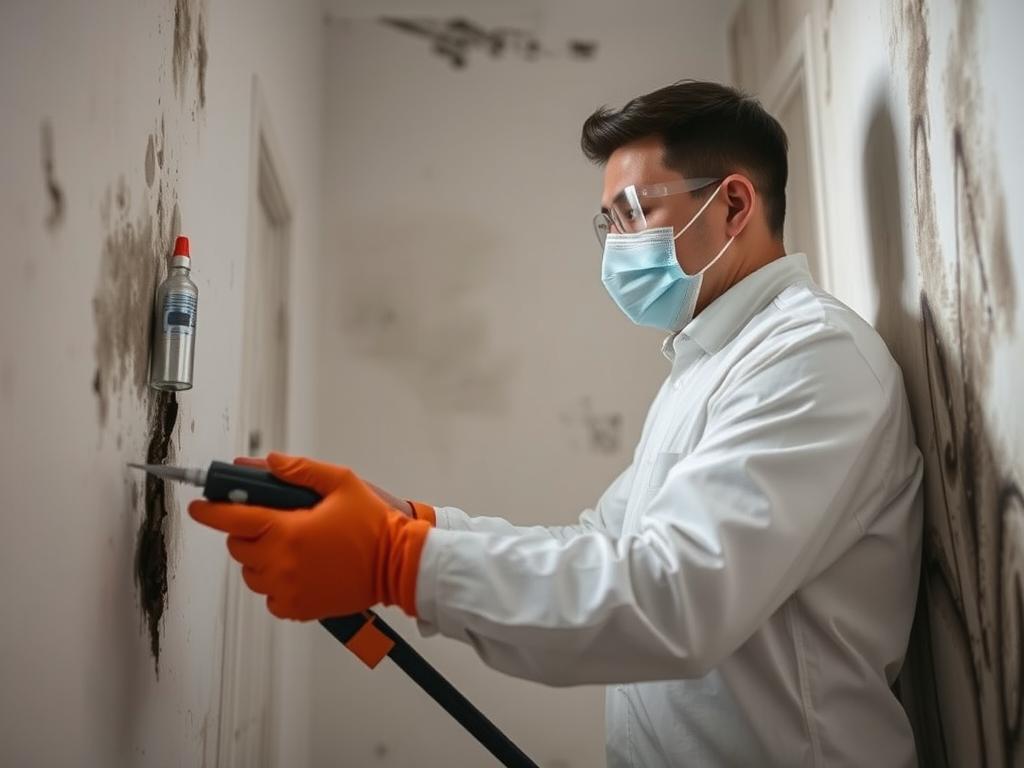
600, 136, 722, 276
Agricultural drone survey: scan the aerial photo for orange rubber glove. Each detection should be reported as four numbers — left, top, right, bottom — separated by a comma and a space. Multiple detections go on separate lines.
232, 455, 436, 524
188, 452, 432, 620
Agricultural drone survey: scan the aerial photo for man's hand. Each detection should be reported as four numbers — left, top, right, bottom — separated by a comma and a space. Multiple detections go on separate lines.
189, 452, 431, 620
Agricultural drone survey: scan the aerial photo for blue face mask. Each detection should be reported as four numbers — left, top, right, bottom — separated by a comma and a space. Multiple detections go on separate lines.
601, 182, 734, 332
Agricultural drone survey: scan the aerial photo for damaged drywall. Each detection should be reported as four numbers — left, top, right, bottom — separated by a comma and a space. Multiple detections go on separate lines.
880, 0, 1023, 764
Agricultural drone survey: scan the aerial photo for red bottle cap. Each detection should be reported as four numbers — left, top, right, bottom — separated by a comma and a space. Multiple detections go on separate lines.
173, 236, 190, 258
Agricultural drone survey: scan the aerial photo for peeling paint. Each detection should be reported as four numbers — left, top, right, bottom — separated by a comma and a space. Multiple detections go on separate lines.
40, 119, 64, 231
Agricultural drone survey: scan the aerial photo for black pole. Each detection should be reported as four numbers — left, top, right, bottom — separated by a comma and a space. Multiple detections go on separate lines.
320, 613, 538, 768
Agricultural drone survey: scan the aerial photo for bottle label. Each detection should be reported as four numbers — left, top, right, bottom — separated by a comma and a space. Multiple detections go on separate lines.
163, 291, 197, 336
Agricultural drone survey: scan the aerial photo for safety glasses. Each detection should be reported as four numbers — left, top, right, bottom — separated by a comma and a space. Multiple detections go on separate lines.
593, 177, 720, 248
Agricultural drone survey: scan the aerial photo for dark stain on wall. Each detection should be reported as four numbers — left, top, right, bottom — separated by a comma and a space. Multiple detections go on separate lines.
196, 15, 208, 109
39, 119, 65, 231
135, 390, 179, 667
882, 1, 1022, 763
379, 17, 597, 69
339, 217, 516, 415
157, 115, 166, 169
171, 0, 207, 111
145, 135, 156, 188
92, 213, 158, 425
560, 396, 623, 455
822, 0, 834, 102
172, 0, 193, 96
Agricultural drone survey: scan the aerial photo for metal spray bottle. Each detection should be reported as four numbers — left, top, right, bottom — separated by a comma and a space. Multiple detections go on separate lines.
149, 235, 198, 391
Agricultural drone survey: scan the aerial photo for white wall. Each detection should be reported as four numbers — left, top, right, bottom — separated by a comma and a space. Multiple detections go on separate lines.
0, 1, 324, 765
731, 0, 1024, 764
312, 4, 736, 766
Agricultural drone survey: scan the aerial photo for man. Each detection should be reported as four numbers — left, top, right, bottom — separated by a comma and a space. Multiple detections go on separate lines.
191, 81, 923, 766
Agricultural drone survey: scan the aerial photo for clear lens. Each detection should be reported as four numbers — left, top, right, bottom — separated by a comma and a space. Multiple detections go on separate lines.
595, 176, 722, 250
609, 185, 647, 235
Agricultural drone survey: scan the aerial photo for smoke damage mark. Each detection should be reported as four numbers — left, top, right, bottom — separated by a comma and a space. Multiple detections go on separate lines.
378, 17, 597, 69
40, 119, 65, 231
135, 391, 179, 667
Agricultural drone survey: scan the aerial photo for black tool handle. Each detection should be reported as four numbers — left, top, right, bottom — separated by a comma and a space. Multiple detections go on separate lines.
322, 614, 539, 768
202, 460, 537, 767
203, 460, 321, 509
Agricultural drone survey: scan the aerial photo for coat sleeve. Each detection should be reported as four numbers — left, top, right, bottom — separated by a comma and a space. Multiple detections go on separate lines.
433, 462, 635, 542
414, 326, 894, 685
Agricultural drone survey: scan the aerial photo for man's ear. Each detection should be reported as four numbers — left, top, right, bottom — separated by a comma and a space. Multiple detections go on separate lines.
723, 174, 756, 237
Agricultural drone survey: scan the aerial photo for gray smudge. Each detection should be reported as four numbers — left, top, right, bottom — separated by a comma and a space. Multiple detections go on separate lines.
145, 135, 156, 188
40, 119, 65, 231
197, 15, 208, 108
172, 0, 193, 96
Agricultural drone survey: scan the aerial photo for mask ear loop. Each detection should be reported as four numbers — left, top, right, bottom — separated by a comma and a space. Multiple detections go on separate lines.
672, 181, 724, 242
671, 180, 735, 277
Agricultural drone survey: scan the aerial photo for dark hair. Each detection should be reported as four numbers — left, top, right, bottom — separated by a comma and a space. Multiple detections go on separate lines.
581, 80, 788, 236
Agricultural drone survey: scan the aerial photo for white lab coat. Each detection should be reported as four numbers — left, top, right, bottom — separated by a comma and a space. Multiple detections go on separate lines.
415, 254, 923, 767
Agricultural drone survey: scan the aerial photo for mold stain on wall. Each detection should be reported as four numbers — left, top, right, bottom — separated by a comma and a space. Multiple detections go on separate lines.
884, 1, 1022, 764
91, 0, 209, 666
135, 391, 178, 666
39, 119, 65, 231
171, 0, 193, 97
378, 17, 597, 69
171, 0, 208, 112
559, 396, 623, 455
339, 217, 517, 415
93, 145, 182, 666
196, 14, 208, 109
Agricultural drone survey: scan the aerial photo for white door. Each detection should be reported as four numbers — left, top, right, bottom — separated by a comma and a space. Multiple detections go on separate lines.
217, 80, 292, 768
